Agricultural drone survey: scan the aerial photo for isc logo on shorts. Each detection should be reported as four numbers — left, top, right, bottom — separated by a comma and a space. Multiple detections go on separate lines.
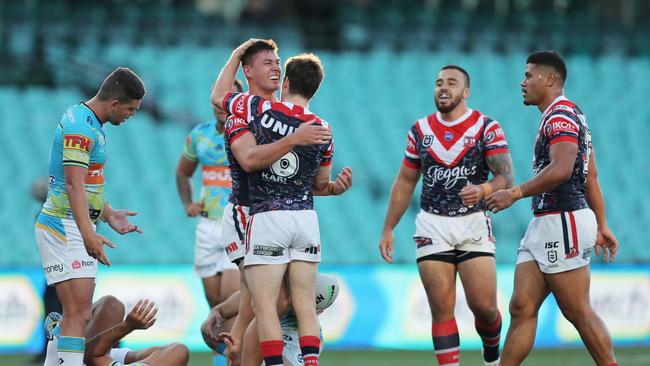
253, 245, 283, 257
304, 245, 320, 254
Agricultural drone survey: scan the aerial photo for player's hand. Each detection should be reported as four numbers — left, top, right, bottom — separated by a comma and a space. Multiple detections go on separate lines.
379, 231, 395, 263
82, 231, 115, 267
459, 184, 484, 206
233, 38, 263, 59
485, 190, 514, 213
595, 225, 618, 263
219, 332, 241, 366
186, 202, 204, 217
106, 209, 143, 234
204, 309, 225, 342
292, 121, 332, 146
331, 166, 353, 195
124, 299, 158, 331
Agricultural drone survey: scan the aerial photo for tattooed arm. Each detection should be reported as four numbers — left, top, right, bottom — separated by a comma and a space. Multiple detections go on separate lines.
459, 152, 515, 207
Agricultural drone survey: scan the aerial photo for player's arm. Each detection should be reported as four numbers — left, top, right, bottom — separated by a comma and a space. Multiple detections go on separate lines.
486, 141, 577, 212
312, 164, 352, 196
65, 165, 115, 266
211, 39, 260, 111
379, 164, 421, 263
86, 299, 157, 359
585, 148, 618, 262
175, 155, 203, 216
460, 152, 514, 206
231, 123, 331, 173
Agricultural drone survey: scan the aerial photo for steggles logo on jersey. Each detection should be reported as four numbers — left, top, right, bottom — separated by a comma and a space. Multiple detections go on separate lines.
425, 165, 477, 190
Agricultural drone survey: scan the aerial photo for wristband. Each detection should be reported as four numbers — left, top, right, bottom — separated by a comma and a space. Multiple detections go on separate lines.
509, 186, 523, 200
479, 183, 493, 197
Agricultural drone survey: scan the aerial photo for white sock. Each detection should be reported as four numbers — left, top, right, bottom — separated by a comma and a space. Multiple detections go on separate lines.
57, 336, 85, 366
44, 338, 59, 366
109, 348, 132, 365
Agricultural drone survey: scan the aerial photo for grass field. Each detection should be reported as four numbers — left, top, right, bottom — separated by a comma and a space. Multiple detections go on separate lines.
3, 348, 649, 365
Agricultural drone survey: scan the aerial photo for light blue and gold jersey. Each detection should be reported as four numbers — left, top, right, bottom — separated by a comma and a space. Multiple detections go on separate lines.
183, 120, 231, 220
38, 103, 107, 237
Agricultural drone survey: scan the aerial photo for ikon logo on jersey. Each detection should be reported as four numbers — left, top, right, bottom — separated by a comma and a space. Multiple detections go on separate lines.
63, 134, 93, 152
545, 119, 578, 136
202, 166, 232, 187
85, 163, 104, 185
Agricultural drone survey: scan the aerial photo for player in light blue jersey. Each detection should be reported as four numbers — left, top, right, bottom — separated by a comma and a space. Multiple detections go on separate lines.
35, 67, 145, 366
175, 80, 245, 312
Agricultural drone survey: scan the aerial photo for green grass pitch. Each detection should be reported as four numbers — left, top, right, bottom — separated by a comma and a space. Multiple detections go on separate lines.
3, 347, 648, 365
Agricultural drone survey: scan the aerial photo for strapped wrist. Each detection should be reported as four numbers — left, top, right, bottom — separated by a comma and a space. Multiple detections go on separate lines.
479, 183, 493, 197
509, 186, 523, 200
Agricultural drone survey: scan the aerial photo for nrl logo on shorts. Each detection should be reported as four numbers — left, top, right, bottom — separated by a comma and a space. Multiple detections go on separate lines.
547, 250, 557, 263
422, 135, 434, 147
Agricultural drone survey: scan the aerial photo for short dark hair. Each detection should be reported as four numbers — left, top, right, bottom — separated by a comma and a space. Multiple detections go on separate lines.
526, 51, 567, 82
97, 67, 145, 102
284, 53, 324, 100
440, 65, 470, 87
233, 79, 244, 93
241, 40, 278, 66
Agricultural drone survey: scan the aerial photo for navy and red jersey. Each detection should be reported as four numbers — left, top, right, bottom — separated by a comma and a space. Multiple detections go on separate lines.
224, 114, 251, 207
223, 92, 334, 215
532, 96, 591, 215
403, 109, 509, 216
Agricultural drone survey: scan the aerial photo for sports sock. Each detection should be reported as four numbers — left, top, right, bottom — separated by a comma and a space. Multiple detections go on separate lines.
475, 311, 502, 362
432, 319, 460, 366
260, 340, 284, 365
212, 353, 228, 366
57, 336, 85, 366
44, 338, 59, 366
299, 335, 321, 366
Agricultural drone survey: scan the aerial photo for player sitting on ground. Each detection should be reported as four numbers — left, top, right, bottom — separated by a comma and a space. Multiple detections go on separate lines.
44, 296, 189, 366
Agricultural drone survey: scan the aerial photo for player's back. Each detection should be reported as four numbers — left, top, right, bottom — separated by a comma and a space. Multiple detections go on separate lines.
41, 103, 107, 224
247, 102, 333, 214
532, 96, 590, 214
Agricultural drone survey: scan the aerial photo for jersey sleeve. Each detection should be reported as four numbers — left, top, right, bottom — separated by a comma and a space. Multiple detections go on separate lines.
182, 128, 198, 162
224, 115, 250, 145
483, 119, 510, 156
222, 92, 269, 122
62, 122, 95, 168
544, 113, 579, 145
402, 123, 421, 169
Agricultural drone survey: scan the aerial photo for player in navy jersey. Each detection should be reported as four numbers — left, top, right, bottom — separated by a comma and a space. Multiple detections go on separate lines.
380, 65, 514, 366
213, 42, 351, 366
486, 51, 618, 366
211, 39, 347, 366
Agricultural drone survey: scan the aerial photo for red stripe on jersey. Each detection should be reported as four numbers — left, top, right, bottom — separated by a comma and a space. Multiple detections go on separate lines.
429, 111, 482, 150
221, 92, 233, 112
273, 102, 318, 123
485, 147, 509, 156
319, 160, 332, 167
549, 135, 578, 145
568, 211, 579, 254
403, 158, 421, 169
425, 124, 485, 168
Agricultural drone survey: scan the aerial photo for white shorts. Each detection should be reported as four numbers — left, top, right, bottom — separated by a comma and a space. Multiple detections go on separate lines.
413, 210, 495, 260
220, 203, 249, 264
244, 210, 321, 266
194, 217, 237, 278
517, 208, 597, 274
35, 217, 97, 286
